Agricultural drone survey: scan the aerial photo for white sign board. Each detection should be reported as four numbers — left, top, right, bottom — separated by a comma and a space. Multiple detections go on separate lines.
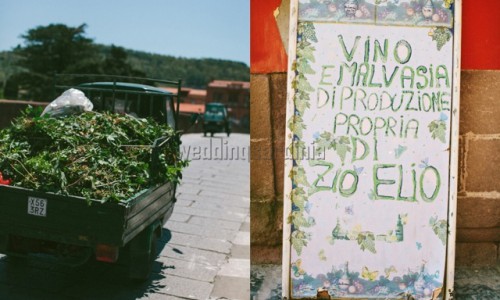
282, 1, 461, 299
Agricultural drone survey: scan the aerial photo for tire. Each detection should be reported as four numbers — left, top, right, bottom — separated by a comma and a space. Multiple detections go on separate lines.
210, 132, 214, 137
203, 132, 207, 137
128, 226, 157, 282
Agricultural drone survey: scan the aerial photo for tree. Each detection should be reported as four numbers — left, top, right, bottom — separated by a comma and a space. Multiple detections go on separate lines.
101, 45, 145, 77
16, 23, 96, 74
11, 23, 99, 101
9, 24, 148, 101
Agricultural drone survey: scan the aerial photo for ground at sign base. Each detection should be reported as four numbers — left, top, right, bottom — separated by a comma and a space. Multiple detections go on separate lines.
251, 264, 500, 300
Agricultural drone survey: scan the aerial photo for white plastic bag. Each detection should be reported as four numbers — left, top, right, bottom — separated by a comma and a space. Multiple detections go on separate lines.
41, 88, 93, 117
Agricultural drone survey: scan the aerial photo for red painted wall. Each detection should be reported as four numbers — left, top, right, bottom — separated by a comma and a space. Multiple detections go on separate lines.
251, 0, 500, 73
462, 0, 500, 70
250, 0, 288, 74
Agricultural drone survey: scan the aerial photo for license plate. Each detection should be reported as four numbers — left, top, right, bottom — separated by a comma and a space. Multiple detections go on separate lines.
27, 197, 47, 217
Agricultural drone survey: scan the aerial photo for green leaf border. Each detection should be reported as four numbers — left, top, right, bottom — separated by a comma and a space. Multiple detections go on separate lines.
288, 22, 317, 256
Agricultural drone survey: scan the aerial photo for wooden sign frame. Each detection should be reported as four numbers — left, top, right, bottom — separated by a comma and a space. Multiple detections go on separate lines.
282, 1, 461, 299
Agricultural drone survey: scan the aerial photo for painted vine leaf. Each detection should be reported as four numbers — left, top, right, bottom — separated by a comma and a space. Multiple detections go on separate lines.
296, 75, 315, 92
291, 230, 311, 255
290, 140, 307, 160
314, 132, 351, 164
428, 119, 447, 143
290, 166, 310, 187
292, 210, 315, 228
296, 89, 311, 102
297, 45, 316, 63
429, 216, 447, 245
357, 232, 377, 254
316, 131, 333, 146
288, 115, 307, 138
335, 136, 351, 165
297, 59, 315, 75
444, 0, 454, 9
294, 91, 311, 115
291, 186, 307, 210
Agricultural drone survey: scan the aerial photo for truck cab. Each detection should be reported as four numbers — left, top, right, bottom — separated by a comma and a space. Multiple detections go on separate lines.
76, 80, 178, 129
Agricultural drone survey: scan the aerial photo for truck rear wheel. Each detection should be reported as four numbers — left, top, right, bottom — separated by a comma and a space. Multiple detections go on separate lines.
128, 224, 158, 282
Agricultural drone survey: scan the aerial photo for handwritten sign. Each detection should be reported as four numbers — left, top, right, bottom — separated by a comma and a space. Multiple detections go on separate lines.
282, 1, 461, 299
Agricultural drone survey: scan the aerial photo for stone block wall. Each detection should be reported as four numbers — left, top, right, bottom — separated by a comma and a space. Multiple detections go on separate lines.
455, 70, 500, 266
250, 73, 287, 263
250, 70, 500, 266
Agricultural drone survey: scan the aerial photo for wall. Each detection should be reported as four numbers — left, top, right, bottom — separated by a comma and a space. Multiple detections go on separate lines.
251, 0, 500, 265
206, 81, 250, 133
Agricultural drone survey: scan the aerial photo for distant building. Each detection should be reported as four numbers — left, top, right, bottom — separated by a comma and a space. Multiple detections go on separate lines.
206, 80, 250, 132
161, 86, 207, 118
183, 88, 207, 105
161, 81, 250, 133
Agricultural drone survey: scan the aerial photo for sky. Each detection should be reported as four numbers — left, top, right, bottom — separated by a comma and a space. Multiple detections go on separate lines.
0, 0, 249, 65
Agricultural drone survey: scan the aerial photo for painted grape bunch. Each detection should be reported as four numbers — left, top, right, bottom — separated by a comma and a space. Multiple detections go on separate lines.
431, 27, 452, 51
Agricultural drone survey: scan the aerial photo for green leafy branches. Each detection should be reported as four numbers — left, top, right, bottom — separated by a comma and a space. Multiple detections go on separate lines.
0, 110, 186, 202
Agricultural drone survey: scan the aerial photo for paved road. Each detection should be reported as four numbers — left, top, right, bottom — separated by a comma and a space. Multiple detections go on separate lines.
0, 133, 250, 300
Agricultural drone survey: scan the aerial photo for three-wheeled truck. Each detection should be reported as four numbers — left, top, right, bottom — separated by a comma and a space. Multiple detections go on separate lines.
0, 74, 186, 281
203, 102, 231, 137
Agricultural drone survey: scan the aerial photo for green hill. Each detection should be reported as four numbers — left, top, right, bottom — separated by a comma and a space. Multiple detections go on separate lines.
0, 45, 249, 96
124, 48, 249, 88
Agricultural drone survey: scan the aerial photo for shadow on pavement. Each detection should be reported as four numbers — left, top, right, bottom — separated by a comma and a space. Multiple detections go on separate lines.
0, 229, 176, 300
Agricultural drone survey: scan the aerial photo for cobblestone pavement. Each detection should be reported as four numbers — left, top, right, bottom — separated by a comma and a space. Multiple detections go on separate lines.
0, 133, 250, 300
251, 264, 500, 300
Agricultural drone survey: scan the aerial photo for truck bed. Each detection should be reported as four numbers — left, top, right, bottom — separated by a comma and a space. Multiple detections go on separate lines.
0, 182, 175, 253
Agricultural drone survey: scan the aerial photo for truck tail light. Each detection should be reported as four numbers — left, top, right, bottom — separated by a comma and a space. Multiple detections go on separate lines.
0, 172, 11, 185
95, 244, 119, 263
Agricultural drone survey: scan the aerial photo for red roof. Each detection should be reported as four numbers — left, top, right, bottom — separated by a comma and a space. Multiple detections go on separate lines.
179, 103, 204, 114
208, 80, 250, 89
161, 87, 207, 96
